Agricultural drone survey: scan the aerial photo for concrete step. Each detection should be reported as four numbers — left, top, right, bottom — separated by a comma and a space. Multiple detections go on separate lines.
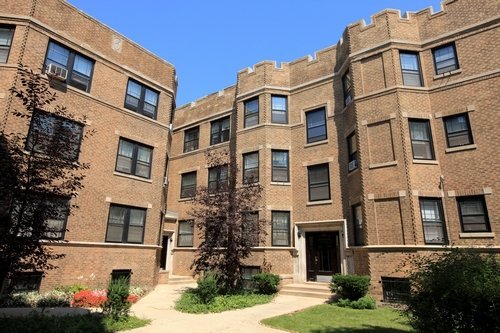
167, 275, 197, 285
280, 283, 332, 299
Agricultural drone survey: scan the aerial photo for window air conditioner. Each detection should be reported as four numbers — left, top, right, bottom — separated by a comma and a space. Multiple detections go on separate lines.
348, 159, 358, 171
46, 63, 68, 81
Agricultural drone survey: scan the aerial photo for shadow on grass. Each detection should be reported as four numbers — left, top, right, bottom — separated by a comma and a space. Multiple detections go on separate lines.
312, 326, 411, 333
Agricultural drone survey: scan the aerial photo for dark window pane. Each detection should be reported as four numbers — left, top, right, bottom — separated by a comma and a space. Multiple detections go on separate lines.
272, 96, 288, 124
178, 221, 194, 247
400, 52, 422, 87
306, 108, 327, 143
308, 164, 330, 201
184, 127, 199, 152
211, 117, 230, 145
434, 45, 459, 74
0, 26, 15, 63
272, 150, 289, 182
106, 205, 146, 243
409, 120, 434, 160
458, 197, 490, 232
420, 198, 447, 244
124, 79, 158, 119
444, 114, 473, 148
243, 152, 259, 183
272, 211, 290, 246
115, 139, 152, 178
180, 172, 196, 198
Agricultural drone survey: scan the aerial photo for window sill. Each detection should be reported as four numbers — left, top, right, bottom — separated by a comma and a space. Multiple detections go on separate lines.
412, 159, 439, 165
445, 144, 477, 154
459, 232, 494, 238
113, 172, 152, 183
347, 167, 360, 176
369, 161, 397, 169
178, 197, 194, 202
307, 200, 332, 206
304, 140, 329, 148
270, 182, 291, 186
433, 68, 462, 80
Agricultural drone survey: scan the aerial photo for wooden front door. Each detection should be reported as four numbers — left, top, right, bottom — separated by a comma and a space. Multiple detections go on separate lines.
306, 231, 340, 282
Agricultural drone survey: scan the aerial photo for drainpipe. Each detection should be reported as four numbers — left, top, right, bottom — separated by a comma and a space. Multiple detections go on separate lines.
439, 175, 451, 246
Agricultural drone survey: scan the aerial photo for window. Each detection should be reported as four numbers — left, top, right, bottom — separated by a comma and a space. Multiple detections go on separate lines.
381, 277, 410, 303
111, 269, 131, 285
124, 79, 159, 119
0, 25, 14, 63
115, 139, 153, 179
272, 150, 289, 182
26, 110, 83, 162
352, 205, 364, 246
419, 198, 447, 244
45, 41, 94, 92
208, 165, 228, 193
105, 205, 146, 244
271, 95, 288, 124
242, 211, 259, 247
347, 132, 358, 172
177, 220, 194, 247
409, 119, 435, 160
11, 196, 69, 240
243, 152, 259, 184
180, 171, 197, 198
272, 211, 290, 246
241, 266, 260, 289
210, 116, 230, 145
9, 272, 43, 292
183, 127, 199, 153
433, 44, 459, 74
307, 164, 330, 201
244, 97, 259, 127
306, 108, 327, 143
342, 71, 353, 106
400, 52, 423, 87
457, 196, 491, 232
444, 113, 473, 148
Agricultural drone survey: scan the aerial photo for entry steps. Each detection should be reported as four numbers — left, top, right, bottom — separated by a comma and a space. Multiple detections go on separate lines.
167, 274, 197, 285
279, 282, 332, 300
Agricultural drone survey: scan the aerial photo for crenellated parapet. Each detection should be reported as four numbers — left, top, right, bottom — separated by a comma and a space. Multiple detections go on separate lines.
347, 0, 499, 53
237, 60, 290, 96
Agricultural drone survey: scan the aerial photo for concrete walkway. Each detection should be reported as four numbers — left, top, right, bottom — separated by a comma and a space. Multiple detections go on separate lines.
126, 283, 326, 333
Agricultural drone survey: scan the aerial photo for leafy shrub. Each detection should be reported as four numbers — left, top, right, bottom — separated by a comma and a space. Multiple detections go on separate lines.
36, 290, 70, 307
195, 273, 219, 304
330, 274, 370, 301
340, 296, 376, 309
128, 286, 148, 298
0, 292, 37, 307
54, 284, 88, 295
102, 277, 131, 320
404, 248, 499, 333
252, 272, 280, 295
72, 290, 107, 308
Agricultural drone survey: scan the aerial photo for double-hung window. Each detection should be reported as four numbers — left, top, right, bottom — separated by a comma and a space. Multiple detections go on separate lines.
244, 98, 259, 128
347, 133, 358, 172
0, 25, 14, 63
125, 79, 159, 119
400, 52, 423, 87
342, 71, 353, 106
208, 165, 228, 193
443, 113, 473, 148
183, 127, 199, 153
457, 196, 491, 232
45, 41, 94, 92
42, 198, 69, 240
271, 95, 288, 124
242, 211, 259, 247
105, 205, 146, 244
433, 44, 459, 74
419, 198, 447, 244
177, 220, 194, 247
272, 211, 290, 246
210, 117, 230, 145
352, 205, 364, 246
180, 172, 197, 199
409, 119, 435, 160
306, 108, 327, 143
26, 110, 83, 162
115, 139, 153, 179
243, 152, 259, 184
271, 150, 289, 182
307, 164, 330, 201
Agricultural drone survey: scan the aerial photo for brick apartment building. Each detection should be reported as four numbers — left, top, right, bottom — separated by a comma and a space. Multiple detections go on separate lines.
0, 0, 176, 291
1, 0, 499, 299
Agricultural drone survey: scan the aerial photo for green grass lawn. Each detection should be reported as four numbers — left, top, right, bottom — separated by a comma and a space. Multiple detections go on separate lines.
0, 314, 150, 333
261, 304, 414, 333
175, 289, 275, 314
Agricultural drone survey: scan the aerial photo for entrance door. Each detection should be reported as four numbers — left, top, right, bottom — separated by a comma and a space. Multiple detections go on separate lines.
306, 231, 340, 282
160, 235, 169, 270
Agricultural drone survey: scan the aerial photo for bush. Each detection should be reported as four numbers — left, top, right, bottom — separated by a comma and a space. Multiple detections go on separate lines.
404, 248, 499, 333
195, 273, 219, 304
36, 290, 71, 307
72, 290, 107, 308
330, 274, 370, 301
252, 272, 280, 295
336, 296, 376, 309
54, 284, 89, 295
102, 277, 131, 320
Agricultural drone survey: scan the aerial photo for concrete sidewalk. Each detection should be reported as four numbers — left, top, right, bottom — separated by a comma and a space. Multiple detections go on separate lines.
126, 283, 326, 333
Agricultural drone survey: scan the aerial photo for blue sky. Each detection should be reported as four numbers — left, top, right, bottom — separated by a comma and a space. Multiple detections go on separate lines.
67, 0, 442, 106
